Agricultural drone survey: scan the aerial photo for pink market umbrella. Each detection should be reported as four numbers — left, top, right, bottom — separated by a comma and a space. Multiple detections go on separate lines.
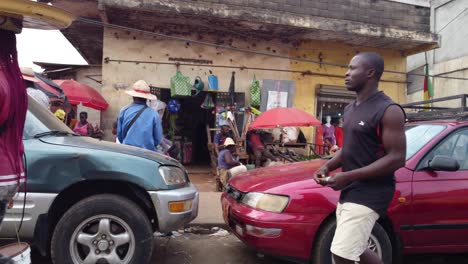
248, 107, 321, 130
53, 79, 109, 110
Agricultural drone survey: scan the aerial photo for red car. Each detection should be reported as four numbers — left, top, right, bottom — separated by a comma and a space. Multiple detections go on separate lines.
221, 120, 468, 264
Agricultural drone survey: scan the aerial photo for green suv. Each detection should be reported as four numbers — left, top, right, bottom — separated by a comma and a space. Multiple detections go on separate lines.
0, 97, 199, 264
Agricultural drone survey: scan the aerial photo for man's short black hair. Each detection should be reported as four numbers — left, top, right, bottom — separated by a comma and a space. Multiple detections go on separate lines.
79, 111, 88, 118
357, 52, 385, 80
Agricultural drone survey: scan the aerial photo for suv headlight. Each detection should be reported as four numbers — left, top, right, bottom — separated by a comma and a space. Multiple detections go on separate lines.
159, 166, 187, 186
241, 192, 289, 213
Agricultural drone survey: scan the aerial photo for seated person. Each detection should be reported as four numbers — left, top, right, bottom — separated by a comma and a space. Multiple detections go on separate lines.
249, 130, 277, 168
213, 124, 233, 156
218, 137, 247, 186
73, 111, 93, 136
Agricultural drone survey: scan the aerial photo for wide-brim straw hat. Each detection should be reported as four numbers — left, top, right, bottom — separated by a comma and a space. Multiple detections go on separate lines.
0, 0, 75, 33
125, 80, 157, 100
21, 67, 37, 82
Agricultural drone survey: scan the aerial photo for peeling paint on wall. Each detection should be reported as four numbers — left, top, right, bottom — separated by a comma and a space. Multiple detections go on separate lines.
290, 41, 407, 141
101, 28, 407, 142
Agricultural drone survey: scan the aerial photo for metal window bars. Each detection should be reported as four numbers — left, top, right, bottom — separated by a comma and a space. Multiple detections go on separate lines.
402, 94, 468, 122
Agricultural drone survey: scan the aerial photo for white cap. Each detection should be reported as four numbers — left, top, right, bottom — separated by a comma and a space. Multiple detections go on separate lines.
223, 137, 236, 147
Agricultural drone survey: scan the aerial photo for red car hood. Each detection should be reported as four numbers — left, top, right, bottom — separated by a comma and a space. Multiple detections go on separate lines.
229, 159, 329, 194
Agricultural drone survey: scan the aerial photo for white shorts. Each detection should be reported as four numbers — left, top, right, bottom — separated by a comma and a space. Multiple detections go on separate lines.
330, 202, 379, 262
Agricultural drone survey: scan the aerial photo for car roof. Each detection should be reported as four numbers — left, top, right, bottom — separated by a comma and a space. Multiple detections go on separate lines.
407, 119, 468, 127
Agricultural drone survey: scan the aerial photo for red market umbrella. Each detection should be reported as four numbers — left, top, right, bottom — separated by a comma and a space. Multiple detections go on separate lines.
248, 107, 321, 130
53, 79, 109, 110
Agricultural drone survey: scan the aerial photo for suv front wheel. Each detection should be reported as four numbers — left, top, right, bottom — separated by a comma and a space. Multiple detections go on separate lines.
51, 194, 153, 264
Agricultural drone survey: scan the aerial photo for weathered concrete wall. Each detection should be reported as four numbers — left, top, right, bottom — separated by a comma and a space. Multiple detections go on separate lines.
290, 41, 407, 140
407, 65, 425, 98
388, 0, 429, 7
75, 67, 102, 127
431, 56, 468, 108
406, 55, 468, 108
432, 0, 468, 63
100, 28, 290, 139
104, 0, 430, 32
101, 27, 407, 142
406, 89, 423, 104
101, 0, 437, 56
408, 0, 468, 67
241, 0, 430, 31
406, 0, 468, 104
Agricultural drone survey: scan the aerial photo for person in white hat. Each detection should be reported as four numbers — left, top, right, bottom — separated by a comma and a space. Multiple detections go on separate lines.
117, 80, 163, 151
217, 137, 247, 187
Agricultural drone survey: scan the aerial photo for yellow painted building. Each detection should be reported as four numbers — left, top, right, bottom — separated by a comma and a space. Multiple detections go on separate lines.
50, 0, 438, 162
290, 41, 407, 140
99, 29, 409, 143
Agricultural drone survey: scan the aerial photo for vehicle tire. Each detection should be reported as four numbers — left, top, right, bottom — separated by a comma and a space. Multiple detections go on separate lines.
51, 194, 153, 264
311, 220, 392, 264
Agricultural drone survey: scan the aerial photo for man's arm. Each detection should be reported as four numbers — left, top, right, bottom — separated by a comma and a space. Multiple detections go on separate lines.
313, 150, 343, 184
213, 133, 221, 155
327, 105, 406, 189
214, 144, 220, 156
323, 150, 343, 171
224, 151, 241, 166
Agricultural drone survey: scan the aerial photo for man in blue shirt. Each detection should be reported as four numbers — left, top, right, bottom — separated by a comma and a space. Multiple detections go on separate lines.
117, 80, 163, 151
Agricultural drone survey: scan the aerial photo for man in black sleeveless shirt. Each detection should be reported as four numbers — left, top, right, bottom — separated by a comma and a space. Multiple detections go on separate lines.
314, 52, 406, 264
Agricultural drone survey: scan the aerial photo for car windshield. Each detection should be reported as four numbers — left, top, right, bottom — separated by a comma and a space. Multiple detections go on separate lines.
405, 124, 447, 160
24, 95, 74, 139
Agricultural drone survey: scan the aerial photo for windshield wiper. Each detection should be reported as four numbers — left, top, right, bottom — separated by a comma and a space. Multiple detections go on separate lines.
34, 130, 79, 138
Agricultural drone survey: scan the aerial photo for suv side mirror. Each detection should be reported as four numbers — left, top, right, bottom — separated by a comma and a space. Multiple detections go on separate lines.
428, 155, 460, 171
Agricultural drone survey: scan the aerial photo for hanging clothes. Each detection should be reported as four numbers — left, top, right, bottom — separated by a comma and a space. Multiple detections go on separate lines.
335, 126, 344, 148
315, 125, 324, 155
201, 93, 214, 109
229, 71, 236, 107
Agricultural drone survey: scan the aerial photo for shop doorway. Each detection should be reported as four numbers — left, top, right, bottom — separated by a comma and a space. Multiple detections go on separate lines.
152, 87, 245, 166
316, 85, 355, 125
158, 89, 215, 165
314, 85, 355, 155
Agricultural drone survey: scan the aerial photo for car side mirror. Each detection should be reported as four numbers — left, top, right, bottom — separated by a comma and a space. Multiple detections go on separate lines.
428, 155, 460, 171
